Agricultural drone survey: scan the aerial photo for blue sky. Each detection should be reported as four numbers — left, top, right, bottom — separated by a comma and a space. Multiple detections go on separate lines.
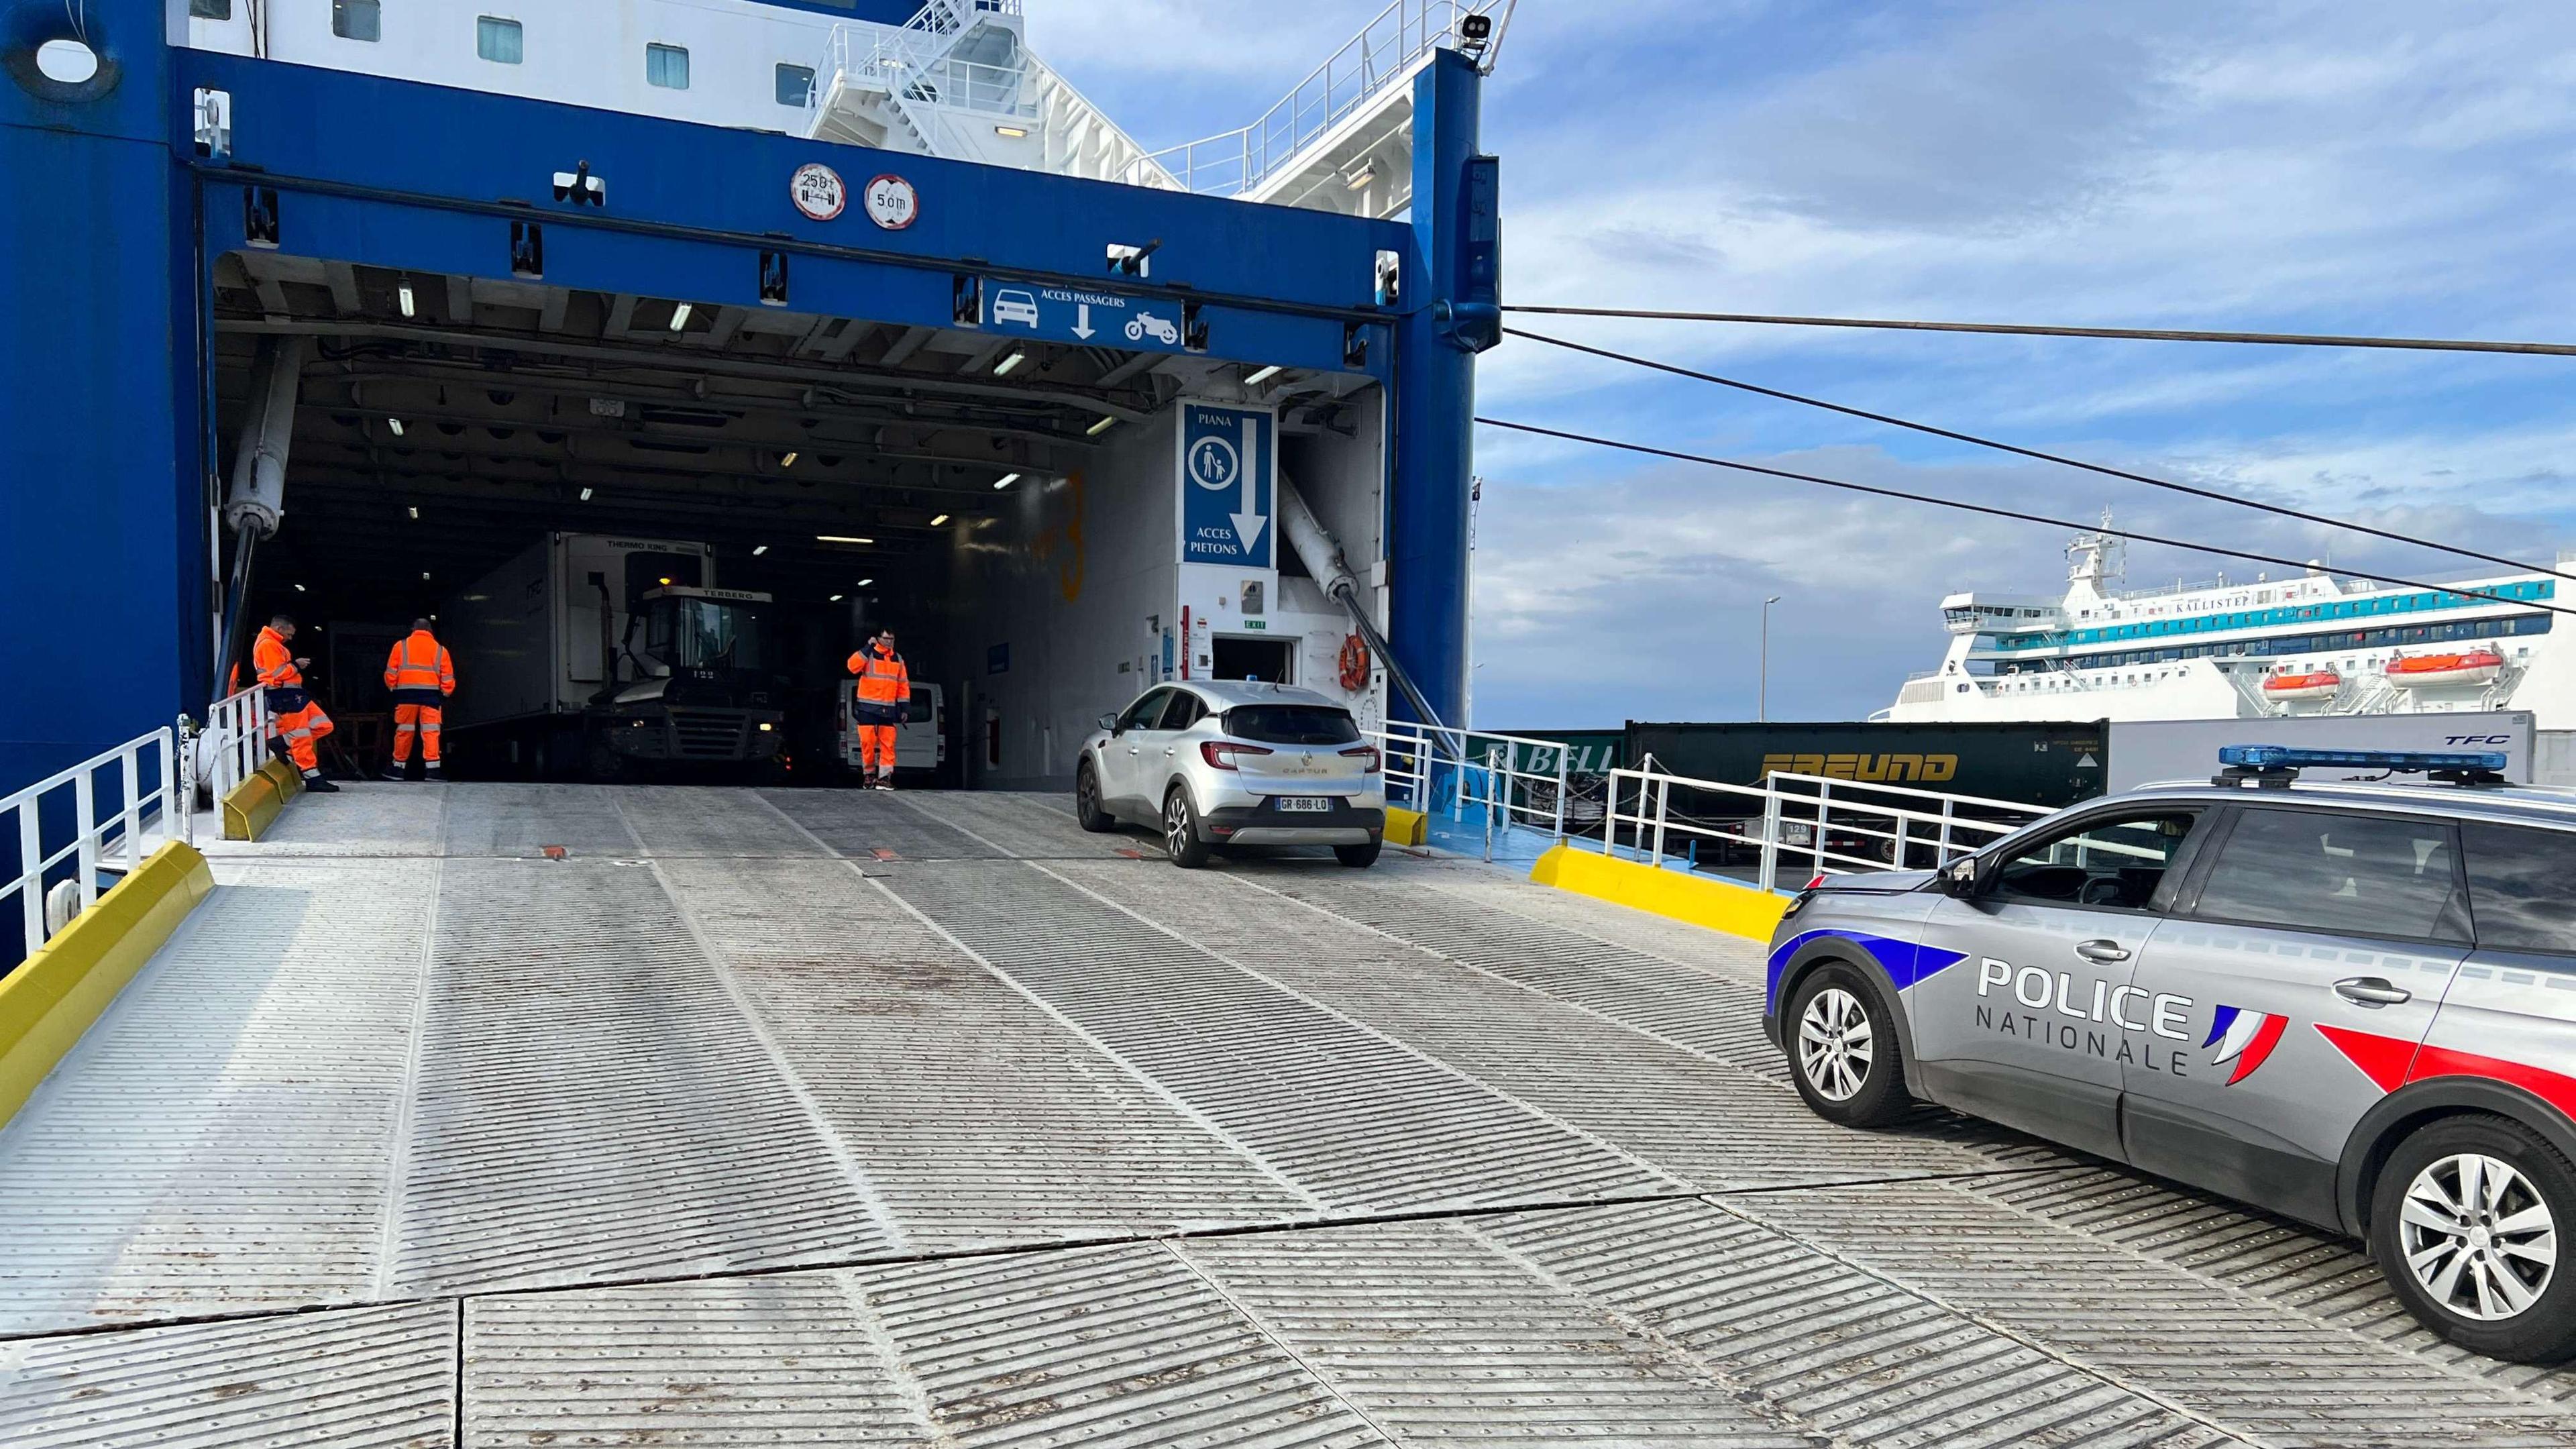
1036, 1, 2576, 729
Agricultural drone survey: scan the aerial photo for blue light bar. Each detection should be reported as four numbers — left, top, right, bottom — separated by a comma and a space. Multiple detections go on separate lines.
2218, 745, 2508, 771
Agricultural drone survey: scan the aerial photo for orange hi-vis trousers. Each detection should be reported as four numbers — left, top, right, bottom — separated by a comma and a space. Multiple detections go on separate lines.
857, 724, 896, 775
392, 703, 443, 763
275, 702, 334, 775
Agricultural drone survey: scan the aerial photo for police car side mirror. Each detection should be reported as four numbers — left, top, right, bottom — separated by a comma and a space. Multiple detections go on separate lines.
1940, 856, 1982, 896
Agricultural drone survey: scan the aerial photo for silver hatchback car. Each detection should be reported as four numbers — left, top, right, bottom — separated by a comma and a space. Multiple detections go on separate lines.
1074, 681, 1387, 868
1768, 747, 2576, 1362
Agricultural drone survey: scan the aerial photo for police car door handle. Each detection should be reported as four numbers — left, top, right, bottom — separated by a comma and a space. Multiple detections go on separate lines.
2335, 976, 2412, 1007
2074, 939, 2129, 963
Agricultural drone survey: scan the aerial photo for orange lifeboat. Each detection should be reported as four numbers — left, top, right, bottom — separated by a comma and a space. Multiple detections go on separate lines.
2385, 649, 2506, 687
2261, 669, 2341, 700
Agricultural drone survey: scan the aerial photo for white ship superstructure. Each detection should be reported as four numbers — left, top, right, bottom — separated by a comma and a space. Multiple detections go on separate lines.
178, 0, 1496, 215
1884, 519, 2575, 727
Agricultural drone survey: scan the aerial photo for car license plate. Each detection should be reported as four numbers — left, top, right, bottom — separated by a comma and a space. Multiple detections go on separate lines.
1275, 796, 1333, 813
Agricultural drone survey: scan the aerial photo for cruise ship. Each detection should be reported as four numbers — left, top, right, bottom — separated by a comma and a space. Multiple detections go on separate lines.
1882, 518, 2571, 726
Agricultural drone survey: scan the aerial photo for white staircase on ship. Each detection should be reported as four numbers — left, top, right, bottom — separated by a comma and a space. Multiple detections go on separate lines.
803, 0, 1514, 213
806, 0, 1176, 186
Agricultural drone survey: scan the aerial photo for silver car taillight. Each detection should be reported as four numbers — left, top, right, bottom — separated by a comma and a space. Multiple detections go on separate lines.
1340, 745, 1381, 773
1201, 741, 1274, 770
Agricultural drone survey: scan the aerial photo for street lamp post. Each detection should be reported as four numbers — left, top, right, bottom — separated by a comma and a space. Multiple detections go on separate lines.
1758, 595, 1783, 722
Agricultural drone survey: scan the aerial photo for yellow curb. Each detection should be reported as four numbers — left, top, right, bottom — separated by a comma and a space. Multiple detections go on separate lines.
260, 757, 303, 795
223, 756, 307, 841
1530, 842, 1790, 941
223, 771, 284, 841
0, 841, 215, 1128
1385, 806, 1428, 847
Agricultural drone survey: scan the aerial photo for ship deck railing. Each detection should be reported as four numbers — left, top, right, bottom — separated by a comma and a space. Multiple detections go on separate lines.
1120, 0, 1513, 199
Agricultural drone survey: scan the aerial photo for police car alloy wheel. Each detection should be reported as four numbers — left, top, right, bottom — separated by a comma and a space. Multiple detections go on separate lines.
2371, 1116, 2576, 1363
1783, 964, 1913, 1128
2401, 1154, 2555, 1321
1799, 987, 1872, 1102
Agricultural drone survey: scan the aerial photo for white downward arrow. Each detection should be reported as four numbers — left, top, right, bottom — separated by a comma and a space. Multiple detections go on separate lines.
1071, 303, 1095, 340
1230, 415, 1267, 555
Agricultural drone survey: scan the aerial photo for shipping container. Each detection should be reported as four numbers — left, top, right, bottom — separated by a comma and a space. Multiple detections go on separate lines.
1625, 719, 2108, 811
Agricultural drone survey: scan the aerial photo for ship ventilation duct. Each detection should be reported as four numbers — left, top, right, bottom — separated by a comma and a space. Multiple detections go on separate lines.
212, 335, 309, 699
1277, 471, 1454, 747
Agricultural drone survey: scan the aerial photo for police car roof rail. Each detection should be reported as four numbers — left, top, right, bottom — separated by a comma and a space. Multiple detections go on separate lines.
2212, 744, 2510, 789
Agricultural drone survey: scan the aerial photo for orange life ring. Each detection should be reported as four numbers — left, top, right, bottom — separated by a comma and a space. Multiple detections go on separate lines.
1337, 633, 1371, 692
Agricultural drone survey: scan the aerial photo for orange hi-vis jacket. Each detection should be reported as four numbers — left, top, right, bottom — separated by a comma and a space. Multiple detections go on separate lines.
253, 626, 303, 691
847, 644, 909, 722
850, 645, 908, 703
384, 630, 457, 696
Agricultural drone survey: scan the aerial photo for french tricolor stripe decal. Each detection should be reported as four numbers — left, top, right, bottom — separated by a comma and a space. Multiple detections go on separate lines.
1765, 929, 1967, 1010
2317, 1024, 2576, 1123
2205, 1005, 2290, 1084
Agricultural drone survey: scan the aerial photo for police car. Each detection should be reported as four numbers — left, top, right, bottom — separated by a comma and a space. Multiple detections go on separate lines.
1767, 747, 2576, 1362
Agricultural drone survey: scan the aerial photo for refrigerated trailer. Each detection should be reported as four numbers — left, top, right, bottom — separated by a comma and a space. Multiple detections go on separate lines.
440, 533, 786, 779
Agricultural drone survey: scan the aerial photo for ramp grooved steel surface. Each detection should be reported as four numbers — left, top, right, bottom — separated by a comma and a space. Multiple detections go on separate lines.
646, 855, 913, 1252
612, 786, 833, 857
0, 859, 436, 1334
1955, 1167, 2576, 1400
1258, 871, 1794, 1071
1054, 859, 2012, 1191
1472, 1199, 2243, 1448
374, 855, 445, 1302
394, 855, 898, 1294
466, 1277, 933, 1446
1244, 868, 2076, 1171
437, 783, 643, 858
1713, 1180, 2576, 1445
655, 855, 1312, 1246
0, 1301, 457, 1447
209, 782, 450, 857
759, 788, 1010, 860
872, 857, 1673, 1213
855, 1245, 1389, 1448
1004, 849, 1692, 1197
1172, 1223, 1827, 1446
889, 790, 1140, 859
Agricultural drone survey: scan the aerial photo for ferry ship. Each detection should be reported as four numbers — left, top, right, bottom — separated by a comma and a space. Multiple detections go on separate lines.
1882, 517, 2571, 726
166, 0, 1438, 218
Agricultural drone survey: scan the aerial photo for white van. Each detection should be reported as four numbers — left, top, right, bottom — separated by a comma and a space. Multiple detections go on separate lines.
839, 680, 947, 780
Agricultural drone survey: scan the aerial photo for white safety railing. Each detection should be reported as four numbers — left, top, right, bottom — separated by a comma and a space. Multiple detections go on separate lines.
1122, 0, 1513, 198
1599, 764, 2049, 892
1369, 720, 1607, 858
5, 727, 182, 962
201, 686, 272, 806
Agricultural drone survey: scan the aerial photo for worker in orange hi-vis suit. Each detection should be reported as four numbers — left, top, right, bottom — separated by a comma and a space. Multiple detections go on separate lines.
380, 617, 457, 782
252, 614, 340, 793
845, 626, 910, 790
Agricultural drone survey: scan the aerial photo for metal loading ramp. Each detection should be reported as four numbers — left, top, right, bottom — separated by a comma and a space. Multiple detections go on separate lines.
2, 786, 2573, 1446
